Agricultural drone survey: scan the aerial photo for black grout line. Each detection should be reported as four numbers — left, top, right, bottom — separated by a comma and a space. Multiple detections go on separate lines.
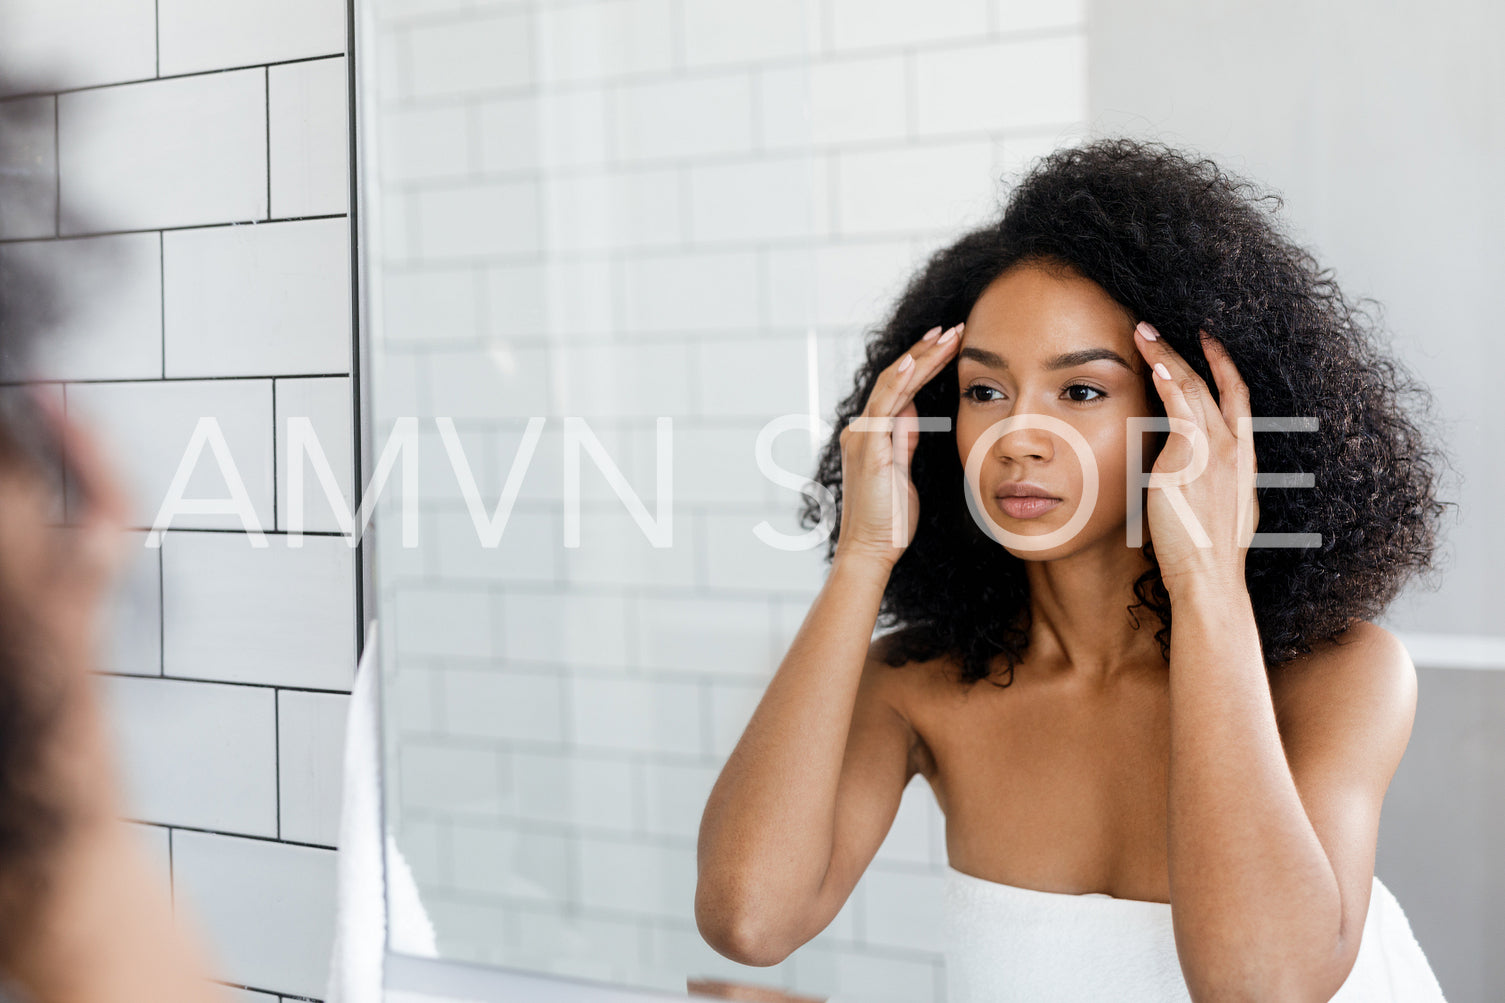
271, 378, 279, 530
0, 371, 352, 388
0, 212, 348, 245
51, 97, 59, 236
153, 0, 160, 78
156, 542, 165, 677
217, 982, 319, 1003
133, 820, 336, 853
344, 0, 367, 667
120, 526, 352, 537
58, 384, 70, 522
157, 231, 165, 377
273, 690, 282, 840
166, 827, 175, 914
264, 67, 272, 220
0, 53, 348, 102
103, 671, 353, 697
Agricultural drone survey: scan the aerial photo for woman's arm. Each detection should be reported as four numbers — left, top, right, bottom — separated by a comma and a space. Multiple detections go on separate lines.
1131, 324, 1416, 1000
1164, 581, 1415, 1002
695, 551, 916, 966
697, 322, 964, 967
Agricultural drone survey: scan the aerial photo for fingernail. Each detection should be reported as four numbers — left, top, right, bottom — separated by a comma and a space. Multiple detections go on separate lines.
1153, 362, 1171, 381
937, 325, 958, 345
922, 325, 942, 341
898, 353, 914, 372
1137, 321, 1159, 342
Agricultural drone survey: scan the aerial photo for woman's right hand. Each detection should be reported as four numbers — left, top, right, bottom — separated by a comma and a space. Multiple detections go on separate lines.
833, 321, 964, 570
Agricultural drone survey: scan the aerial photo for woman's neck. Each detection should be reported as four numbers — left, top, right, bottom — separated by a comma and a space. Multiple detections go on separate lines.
1021, 534, 1166, 684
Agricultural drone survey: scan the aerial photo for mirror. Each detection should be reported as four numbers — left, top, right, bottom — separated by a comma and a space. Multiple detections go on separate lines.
358, 1, 1499, 1000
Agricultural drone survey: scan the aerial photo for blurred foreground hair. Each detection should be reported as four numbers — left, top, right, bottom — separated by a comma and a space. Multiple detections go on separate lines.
0, 78, 94, 932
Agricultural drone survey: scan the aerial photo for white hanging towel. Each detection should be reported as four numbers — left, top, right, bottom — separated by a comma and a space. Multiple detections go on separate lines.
326, 619, 438, 1003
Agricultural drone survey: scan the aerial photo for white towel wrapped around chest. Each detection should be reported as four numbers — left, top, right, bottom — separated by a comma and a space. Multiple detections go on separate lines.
942, 866, 1447, 1002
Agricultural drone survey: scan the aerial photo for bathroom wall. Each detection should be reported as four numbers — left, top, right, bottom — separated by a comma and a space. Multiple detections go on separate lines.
365, 1, 1088, 999
0, 1, 358, 999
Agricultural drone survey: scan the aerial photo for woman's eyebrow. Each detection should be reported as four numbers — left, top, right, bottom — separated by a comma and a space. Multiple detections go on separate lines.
958, 345, 1135, 372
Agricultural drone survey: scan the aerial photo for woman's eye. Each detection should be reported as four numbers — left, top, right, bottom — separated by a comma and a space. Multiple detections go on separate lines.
963, 384, 1104, 403
1066, 384, 1105, 403
963, 384, 1003, 403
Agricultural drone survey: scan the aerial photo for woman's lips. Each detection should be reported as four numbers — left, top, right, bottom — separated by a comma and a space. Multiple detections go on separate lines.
997, 495, 1063, 519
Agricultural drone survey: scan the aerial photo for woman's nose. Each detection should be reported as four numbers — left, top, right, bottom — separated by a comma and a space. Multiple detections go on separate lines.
992, 408, 1056, 464
1005, 433, 1053, 460
997, 432, 1052, 463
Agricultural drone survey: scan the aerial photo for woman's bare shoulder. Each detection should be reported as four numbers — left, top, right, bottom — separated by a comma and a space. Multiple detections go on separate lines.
865, 628, 970, 735
1270, 620, 1416, 722
862, 629, 950, 781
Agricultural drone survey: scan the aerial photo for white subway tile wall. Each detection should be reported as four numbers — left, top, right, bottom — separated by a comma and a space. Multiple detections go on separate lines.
2, 1, 353, 999
225, 988, 283, 1003
161, 531, 357, 689
65, 379, 276, 532
368, 1, 1087, 999
275, 376, 356, 534
172, 829, 339, 999
269, 55, 354, 218
277, 691, 352, 846
0, 0, 157, 95
58, 69, 269, 232
156, 0, 347, 77
162, 219, 352, 378
104, 676, 279, 837
0, 233, 163, 380
102, 530, 163, 677
0, 94, 58, 238
130, 820, 173, 881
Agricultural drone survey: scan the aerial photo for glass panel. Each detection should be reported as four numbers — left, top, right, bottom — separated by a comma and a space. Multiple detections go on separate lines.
359, 2, 1087, 996
360, 0, 1493, 1000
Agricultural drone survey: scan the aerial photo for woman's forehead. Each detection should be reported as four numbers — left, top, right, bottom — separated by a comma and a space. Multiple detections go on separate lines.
965, 264, 1136, 357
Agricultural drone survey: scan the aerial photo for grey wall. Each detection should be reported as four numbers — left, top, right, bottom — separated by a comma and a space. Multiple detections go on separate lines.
1087, 0, 1503, 638
1383, 670, 1505, 999
1088, 2, 1505, 998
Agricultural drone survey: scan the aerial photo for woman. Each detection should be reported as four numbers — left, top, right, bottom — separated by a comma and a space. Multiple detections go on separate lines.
0, 85, 222, 1001
695, 139, 1451, 1001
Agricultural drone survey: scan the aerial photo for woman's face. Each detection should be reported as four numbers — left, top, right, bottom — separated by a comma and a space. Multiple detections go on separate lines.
954, 260, 1159, 561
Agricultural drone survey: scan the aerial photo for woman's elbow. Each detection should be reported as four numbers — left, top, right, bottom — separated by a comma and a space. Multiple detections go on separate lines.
1183, 943, 1355, 1003
695, 885, 796, 968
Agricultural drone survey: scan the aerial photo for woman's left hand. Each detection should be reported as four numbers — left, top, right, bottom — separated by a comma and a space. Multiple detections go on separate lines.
1132, 322, 1259, 598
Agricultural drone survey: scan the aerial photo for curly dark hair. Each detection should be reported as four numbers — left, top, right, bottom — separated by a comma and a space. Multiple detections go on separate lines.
798, 137, 1456, 687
